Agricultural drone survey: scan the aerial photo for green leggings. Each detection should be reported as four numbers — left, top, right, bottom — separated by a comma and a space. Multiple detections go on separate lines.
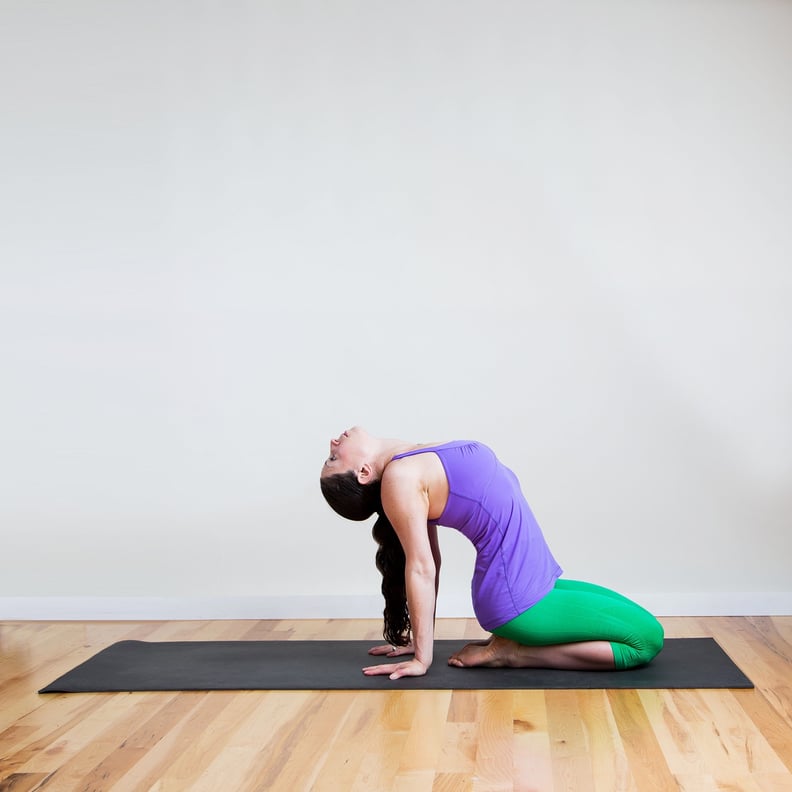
492, 579, 664, 669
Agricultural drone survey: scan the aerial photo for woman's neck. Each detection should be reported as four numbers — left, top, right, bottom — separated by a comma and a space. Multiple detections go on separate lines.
373, 438, 418, 476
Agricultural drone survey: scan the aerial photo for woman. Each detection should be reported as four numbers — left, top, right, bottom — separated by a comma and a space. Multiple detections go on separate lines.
320, 427, 663, 680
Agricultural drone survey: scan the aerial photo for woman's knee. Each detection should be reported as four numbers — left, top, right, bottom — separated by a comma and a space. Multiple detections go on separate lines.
640, 617, 665, 665
613, 618, 665, 669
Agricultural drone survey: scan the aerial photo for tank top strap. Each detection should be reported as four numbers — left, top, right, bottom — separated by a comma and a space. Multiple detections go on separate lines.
391, 440, 475, 461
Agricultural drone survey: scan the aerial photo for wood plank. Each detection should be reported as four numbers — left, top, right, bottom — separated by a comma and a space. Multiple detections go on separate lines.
352, 730, 408, 791
397, 692, 452, 778
436, 722, 477, 777
108, 691, 238, 792
512, 690, 553, 792
174, 691, 313, 792
607, 689, 677, 791
240, 692, 341, 791
737, 689, 792, 774
0, 773, 52, 792
0, 773, 48, 792
74, 693, 207, 791
433, 772, 473, 792
17, 693, 177, 788
311, 691, 386, 792
0, 695, 109, 777
636, 689, 706, 778
448, 690, 478, 724
472, 691, 514, 791
578, 690, 636, 791
546, 689, 595, 791
133, 691, 266, 791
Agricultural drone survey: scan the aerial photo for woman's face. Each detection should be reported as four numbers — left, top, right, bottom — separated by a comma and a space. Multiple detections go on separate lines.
321, 426, 371, 477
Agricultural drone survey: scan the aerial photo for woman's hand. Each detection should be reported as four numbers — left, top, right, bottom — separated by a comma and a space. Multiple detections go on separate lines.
367, 642, 415, 658
362, 657, 428, 680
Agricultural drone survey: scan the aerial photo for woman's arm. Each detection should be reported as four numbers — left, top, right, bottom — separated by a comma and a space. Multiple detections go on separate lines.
367, 520, 442, 659
362, 466, 436, 680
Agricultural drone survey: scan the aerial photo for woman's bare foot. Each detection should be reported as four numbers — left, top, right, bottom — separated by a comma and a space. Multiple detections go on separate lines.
448, 636, 516, 668
466, 637, 493, 648
448, 636, 617, 671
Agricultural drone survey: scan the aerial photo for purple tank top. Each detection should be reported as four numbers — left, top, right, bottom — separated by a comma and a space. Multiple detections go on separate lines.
392, 440, 563, 631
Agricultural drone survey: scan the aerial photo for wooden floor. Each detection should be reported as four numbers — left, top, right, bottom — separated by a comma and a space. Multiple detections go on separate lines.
1, 617, 791, 791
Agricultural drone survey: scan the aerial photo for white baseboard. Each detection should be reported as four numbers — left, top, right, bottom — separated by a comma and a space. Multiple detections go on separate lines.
1, 592, 790, 621
0, 596, 383, 622
635, 591, 792, 618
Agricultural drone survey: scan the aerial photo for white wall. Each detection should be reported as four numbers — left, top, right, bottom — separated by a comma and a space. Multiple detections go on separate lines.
2, 0, 790, 620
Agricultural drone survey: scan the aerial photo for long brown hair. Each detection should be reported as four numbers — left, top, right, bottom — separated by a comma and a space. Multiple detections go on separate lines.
320, 471, 411, 645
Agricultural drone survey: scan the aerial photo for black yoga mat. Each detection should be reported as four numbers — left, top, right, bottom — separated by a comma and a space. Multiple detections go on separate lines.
39, 638, 752, 692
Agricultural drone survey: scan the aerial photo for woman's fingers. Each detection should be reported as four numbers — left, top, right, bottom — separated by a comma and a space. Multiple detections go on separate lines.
367, 643, 415, 657
362, 658, 427, 680
362, 663, 396, 676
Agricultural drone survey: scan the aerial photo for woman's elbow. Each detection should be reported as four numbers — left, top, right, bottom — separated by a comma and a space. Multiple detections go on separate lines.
406, 561, 436, 582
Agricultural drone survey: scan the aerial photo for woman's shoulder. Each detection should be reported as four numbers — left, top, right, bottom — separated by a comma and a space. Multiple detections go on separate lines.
392, 440, 480, 459
383, 446, 447, 481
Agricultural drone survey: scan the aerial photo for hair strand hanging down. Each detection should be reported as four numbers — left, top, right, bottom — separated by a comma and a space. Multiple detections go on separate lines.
320, 471, 411, 646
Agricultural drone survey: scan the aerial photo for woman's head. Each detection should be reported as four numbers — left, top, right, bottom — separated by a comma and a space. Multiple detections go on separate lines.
320, 426, 381, 519
321, 426, 375, 477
